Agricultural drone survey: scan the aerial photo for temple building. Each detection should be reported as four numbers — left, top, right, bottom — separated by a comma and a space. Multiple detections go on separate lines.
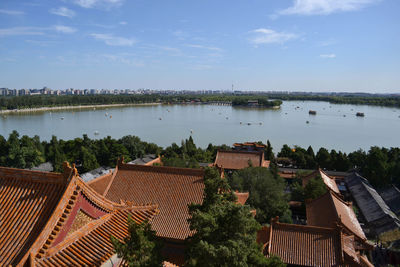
306, 190, 372, 251
232, 142, 266, 152
0, 163, 159, 266
213, 150, 270, 172
87, 158, 205, 265
257, 217, 374, 267
346, 172, 400, 236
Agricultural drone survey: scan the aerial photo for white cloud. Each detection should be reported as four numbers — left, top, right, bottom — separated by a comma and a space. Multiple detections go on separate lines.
0, 27, 45, 37
73, 0, 124, 8
0, 9, 24, 15
186, 44, 222, 51
279, 0, 379, 15
119, 21, 127, 25
320, 53, 336, 58
90, 33, 135, 46
249, 28, 298, 45
54, 25, 77, 34
50, 7, 76, 18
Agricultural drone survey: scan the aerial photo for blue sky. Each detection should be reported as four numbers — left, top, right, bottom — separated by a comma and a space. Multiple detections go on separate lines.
0, 0, 399, 92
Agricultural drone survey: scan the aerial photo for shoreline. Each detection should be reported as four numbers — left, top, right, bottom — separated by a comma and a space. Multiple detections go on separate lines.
0, 103, 161, 114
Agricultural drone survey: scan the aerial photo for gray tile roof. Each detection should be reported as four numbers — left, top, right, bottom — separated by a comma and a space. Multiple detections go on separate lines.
345, 172, 400, 235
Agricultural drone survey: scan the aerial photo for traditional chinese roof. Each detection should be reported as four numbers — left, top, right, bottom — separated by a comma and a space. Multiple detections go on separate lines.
306, 190, 367, 242
258, 218, 373, 267
303, 168, 340, 194
0, 166, 69, 266
345, 172, 400, 235
0, 162, 159, 266
379, 185, 400, 215
214, 150, 270, 170
91, 162, 205, 241
233, 142, 266, 148
234, 191, 249, 205
87, 170, 114, 195
35, 205, 158, 266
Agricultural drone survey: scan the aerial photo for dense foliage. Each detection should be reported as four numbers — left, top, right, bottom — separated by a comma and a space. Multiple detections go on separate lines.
0, 131, 399, 189
0, 94, 281, 110
1, 93, 399, 111
0, 131, 160, 173
111, 217, 163, 267
186, 168, 285, 267
276, 144, 400, 189
161, 136, 231, 168
228, 167, 292, 224
266, 93, 400, 108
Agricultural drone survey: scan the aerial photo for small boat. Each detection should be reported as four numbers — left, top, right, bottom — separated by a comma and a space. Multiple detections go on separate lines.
240, 122, 242, 124
159, 117, 162, 120
110, 115, 112, 118
343, 115, 346, 117
356, 112, 365, 117
226, 117, 229, 120
306, 121, 309, 124
190, 129, 193, 134
94, 131, 99, 135
60, 117, 64, 120
247, 122, 251, 125
309, 110, 317, 115
259, 122, 262, 125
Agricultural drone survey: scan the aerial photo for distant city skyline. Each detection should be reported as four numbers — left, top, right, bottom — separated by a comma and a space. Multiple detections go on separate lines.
0, 0, 399, 93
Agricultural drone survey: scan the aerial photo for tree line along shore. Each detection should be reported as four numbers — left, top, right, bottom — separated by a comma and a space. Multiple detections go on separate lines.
1, 132, 398, 191
1, 93, 399, 111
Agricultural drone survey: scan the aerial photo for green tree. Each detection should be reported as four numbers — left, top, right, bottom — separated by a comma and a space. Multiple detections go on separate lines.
111, 217, 163, 267
316, 148, 331, 169
304, 175, 327, 200
186, 168, 284, 267
265, 140, 274, 160
80, 146, 99, 173
363, 146, 390, 188
229, 167, 292, 224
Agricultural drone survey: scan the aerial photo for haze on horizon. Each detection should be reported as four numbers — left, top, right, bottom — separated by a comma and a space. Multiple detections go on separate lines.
0, 0, 399, 93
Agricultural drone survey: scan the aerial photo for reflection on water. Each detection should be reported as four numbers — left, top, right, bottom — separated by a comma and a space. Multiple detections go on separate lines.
1, 101, 399, 152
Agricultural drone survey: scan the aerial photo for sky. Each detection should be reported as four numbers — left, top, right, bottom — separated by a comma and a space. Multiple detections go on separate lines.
0, 0, 399, 93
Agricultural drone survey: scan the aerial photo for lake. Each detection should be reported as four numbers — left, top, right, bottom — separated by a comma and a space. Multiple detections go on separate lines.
1, 101, 399, 153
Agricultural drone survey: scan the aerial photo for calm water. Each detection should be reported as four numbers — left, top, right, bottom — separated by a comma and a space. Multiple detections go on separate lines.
1, 101, 399, 153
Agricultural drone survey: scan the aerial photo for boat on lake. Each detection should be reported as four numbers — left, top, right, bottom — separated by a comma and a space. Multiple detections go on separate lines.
309, 110, 317, 115
356, 112, 365, 117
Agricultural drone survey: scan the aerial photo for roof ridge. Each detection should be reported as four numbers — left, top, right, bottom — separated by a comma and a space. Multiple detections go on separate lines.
273, 220, 338, 233
217, 150, 263, 155
118, 163, 205, 176
0, 166, 63, 183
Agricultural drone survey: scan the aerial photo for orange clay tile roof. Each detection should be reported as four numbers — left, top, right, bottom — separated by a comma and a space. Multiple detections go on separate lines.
214, 150, 266, 170
101, 163, 205, 241
87, 171, 114, 195
303, 168, 340, 194
0, 166, 69, 266
234, 191, 249, 205
306, 190, 367, 242
35, 206, 159, 266
264, 220, 344, 266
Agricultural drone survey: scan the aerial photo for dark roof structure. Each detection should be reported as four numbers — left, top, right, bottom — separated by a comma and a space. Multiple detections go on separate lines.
257, 217, 373, 267
345, 172, 400, 235
379, 185, 400, 215
127, 154, 161, 166
214, 150, 270, 170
